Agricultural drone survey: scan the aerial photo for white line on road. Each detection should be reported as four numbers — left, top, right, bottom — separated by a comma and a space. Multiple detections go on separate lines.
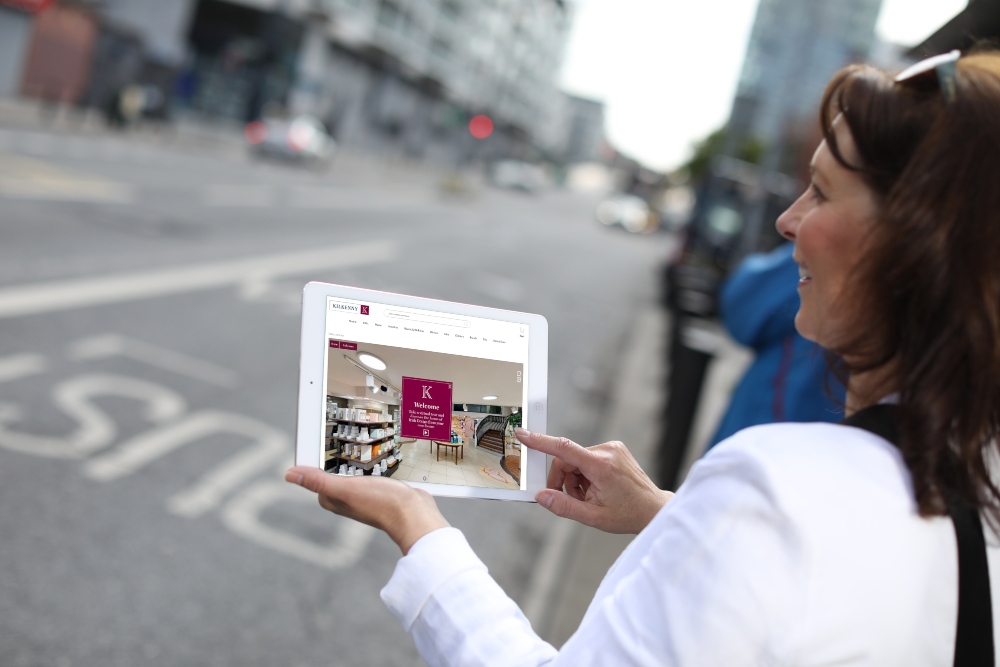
0, 240, 397, 319
0, 353, 47, 383
0, 373, 186, 458
221, 480, 376, 570
67, 333, 239, 388
84, 409, 290, 518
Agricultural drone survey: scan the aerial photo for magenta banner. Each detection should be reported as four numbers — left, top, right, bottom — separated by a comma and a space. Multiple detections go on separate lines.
401, 376, 452, 441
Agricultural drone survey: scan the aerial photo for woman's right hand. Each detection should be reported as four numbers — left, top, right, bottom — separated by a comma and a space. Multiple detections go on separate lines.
516, 428, 673, 534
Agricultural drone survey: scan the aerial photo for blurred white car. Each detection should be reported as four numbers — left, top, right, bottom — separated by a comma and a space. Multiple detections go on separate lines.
595, 194, 657, 233
245, 115, 334, 165
491, 160, 547, 192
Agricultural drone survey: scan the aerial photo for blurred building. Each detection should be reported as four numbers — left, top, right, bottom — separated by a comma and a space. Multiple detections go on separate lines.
724, 0, 883, 173
559, 93, 604, 163
0, 0, 576, 164
0, 2, 36, 97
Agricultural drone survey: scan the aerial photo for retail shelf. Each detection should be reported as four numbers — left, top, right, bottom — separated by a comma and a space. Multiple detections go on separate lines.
325, 433, 395, 446
324, 461, 399, 477
326, 419, 396, 426
328, 448, 399, 470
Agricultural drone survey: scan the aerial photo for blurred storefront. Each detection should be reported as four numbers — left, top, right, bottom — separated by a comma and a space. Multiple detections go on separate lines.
181, 0, 302, 123
0, 0, 583, 168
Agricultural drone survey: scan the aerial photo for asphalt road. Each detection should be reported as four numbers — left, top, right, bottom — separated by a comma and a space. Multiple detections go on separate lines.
0, 124, 669, 667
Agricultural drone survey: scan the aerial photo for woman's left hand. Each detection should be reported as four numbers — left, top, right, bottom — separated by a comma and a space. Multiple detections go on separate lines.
285, 467, 449, 555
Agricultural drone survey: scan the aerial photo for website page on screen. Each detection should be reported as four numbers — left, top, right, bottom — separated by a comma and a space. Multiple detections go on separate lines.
322, 297, 528, 491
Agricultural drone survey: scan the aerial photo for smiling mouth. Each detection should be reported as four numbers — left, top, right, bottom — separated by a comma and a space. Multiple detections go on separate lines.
798, 265, 813, 285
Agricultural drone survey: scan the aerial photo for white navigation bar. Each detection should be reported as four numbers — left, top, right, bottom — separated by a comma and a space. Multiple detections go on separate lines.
325, 297, 528, 364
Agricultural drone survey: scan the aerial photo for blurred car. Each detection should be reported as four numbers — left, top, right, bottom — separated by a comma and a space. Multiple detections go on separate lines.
490, 160, 547, 193
595, 194, 657, 233
245, 115, 334, 165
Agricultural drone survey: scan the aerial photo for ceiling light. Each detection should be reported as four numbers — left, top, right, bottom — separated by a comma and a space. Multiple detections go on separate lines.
357, 352, 387, 371
483, 395, 498, 401
366, 374, 375, 387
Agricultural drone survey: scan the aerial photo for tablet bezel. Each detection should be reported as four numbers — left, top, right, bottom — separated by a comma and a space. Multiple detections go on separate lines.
296, 281, 548, 502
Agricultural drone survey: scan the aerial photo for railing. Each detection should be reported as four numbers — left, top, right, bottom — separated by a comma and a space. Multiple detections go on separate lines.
475, 415, 506, 444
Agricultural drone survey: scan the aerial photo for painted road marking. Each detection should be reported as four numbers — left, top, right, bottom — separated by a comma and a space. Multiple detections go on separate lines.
68, 334, 238, 388
0, 353, 47, 383
0, 373, 186, 458
0, 240, 397, 319
221, 480, 376, 570
85, 410, 289, 518
0, 339, 367, 570
0, 152, 135, 203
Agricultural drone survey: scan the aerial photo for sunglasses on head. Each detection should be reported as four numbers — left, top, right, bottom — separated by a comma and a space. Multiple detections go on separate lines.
894, 49, 960, 104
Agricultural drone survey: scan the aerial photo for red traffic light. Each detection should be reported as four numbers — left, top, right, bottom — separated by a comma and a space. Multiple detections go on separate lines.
469, 115, 494, 139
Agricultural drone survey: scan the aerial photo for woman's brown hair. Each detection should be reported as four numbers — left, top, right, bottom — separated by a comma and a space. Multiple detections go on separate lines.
819, 50, 1000, 520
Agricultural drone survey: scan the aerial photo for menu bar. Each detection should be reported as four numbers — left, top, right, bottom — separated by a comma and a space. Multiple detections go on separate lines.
326, 298, 528, 364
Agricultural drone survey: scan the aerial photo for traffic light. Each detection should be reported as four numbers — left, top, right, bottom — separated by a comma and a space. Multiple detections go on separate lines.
468, 114, 494, 139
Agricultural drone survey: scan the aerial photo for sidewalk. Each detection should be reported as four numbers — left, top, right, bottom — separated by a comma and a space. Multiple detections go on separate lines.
525, 301, 750, 648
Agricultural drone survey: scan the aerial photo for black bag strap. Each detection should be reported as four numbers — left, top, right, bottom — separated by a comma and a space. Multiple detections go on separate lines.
842, 404, 994, 667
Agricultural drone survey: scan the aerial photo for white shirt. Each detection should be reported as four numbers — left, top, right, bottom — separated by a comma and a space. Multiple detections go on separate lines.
380, 422, 1000, 666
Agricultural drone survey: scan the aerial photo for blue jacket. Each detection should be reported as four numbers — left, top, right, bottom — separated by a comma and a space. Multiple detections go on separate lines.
708, 243, 845, 447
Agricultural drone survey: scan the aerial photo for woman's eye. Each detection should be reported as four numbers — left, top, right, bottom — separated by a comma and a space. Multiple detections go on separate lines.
809, 182, 826, 202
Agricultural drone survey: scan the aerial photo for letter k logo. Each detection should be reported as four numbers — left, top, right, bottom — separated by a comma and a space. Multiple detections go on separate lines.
422, 386, 432, 399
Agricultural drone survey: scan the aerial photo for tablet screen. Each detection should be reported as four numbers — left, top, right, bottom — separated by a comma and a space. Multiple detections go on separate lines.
321, 296, 527, 491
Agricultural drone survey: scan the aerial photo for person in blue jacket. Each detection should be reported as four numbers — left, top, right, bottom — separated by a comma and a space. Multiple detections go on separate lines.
708, 242, 844, 448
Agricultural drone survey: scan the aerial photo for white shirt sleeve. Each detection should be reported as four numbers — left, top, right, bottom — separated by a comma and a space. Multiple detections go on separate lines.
381, 527, 559, 666
381, 444, 806, 666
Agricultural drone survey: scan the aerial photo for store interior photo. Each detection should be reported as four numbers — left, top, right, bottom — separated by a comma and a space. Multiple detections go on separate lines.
324, 342, 525, 490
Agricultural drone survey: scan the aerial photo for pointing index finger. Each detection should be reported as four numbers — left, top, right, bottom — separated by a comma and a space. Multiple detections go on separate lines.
516, 428, 593, 469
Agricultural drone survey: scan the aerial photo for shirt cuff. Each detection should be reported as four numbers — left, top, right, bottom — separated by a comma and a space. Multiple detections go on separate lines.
380, 527, 488, 631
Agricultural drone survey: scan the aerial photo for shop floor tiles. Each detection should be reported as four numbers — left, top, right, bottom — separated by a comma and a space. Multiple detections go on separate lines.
395, 440, 519, 490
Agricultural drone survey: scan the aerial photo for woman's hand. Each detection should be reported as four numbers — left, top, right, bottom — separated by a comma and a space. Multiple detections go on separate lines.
285, 467, 449, 555
517, 428, 673, 534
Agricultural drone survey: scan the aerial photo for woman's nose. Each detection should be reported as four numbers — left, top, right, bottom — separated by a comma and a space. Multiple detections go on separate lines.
775, 195, 804, 240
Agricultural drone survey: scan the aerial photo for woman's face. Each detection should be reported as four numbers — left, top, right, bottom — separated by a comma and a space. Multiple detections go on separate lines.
775, 119, 879, 349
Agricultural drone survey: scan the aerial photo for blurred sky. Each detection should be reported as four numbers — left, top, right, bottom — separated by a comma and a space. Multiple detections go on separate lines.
560, 0, 968, 171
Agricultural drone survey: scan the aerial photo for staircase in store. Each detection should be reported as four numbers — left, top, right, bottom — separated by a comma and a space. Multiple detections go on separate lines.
477, 430, 504, 455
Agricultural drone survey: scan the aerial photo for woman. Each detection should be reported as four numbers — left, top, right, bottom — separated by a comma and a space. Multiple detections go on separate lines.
287, 51, 1000, 665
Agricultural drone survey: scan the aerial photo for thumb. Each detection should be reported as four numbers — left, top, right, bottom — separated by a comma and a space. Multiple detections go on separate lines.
536, 489, 598, 526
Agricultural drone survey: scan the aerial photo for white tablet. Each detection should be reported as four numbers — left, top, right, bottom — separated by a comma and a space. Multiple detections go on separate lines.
296, 282, 548, 502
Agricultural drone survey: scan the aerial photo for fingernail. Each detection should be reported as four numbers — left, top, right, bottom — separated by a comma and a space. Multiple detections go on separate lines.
515, 427, 531, 438
285, 470, 304, 485
536, 491, 553, 508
